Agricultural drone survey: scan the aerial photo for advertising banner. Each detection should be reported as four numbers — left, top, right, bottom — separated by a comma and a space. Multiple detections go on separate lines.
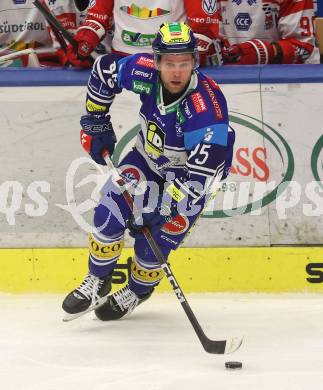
0, 81, 322, 248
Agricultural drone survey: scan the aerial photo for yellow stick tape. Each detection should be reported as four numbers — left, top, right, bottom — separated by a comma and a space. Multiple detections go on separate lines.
0, 247, 323, 293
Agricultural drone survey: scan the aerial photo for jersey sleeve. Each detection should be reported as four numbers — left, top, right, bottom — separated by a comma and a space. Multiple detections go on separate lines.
80, 0, 114, 39
85, 53, 156, 116
171, 76, 234, 203
275, 0, 319, 63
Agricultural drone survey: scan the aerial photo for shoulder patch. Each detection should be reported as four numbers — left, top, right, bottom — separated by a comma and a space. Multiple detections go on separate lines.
136, 55, 155, 69
191, 92, 207, 114
201, 80, 223, 120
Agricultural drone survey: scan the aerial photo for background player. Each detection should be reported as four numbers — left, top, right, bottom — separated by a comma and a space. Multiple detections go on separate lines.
62, 22, 235, 322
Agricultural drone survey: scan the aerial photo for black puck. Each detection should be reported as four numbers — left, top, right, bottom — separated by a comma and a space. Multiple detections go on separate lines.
225, 361, 242, 370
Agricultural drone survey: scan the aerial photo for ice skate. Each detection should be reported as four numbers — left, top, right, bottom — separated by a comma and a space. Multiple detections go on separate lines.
95, 285, 153, 321
62, 273, 112, 322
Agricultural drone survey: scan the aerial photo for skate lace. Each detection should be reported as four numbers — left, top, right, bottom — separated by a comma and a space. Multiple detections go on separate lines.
77, 274, 103, 303
113, 286, 139, 313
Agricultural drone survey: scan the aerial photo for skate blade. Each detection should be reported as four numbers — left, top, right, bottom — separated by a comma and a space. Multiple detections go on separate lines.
62, 295, 108, 322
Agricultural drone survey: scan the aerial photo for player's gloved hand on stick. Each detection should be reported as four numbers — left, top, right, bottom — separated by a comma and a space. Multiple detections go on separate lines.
80, 114, 116, 165
59, 27, 100, 67
127, 197, 177, 239
194, 33, 224, 66
222, 39, 275, 65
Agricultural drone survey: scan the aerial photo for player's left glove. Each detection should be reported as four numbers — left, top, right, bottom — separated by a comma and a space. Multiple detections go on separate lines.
222, 39, 275, 65
80, 115, 116, 165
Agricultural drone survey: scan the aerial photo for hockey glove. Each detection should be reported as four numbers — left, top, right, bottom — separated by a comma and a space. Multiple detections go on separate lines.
194, 33, 224, 66
80, 115, 116, 165
60, 20, 105, 67
222, 39, 275, 65
127, 197, 177, 240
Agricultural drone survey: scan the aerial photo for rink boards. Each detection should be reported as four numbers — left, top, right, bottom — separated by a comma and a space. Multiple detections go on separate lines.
1, 247, 323, 293
0, 66, 322, 294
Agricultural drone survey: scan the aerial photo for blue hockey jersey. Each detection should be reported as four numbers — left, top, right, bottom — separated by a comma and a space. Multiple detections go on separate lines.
85, 53, 234, 200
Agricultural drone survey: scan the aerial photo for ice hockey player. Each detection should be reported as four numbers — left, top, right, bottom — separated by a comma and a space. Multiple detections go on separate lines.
62, 22, 235, 322
218, 0, 320, 64
59, 0, 185, 67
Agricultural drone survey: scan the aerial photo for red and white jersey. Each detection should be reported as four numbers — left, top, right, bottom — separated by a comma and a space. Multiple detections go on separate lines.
0, 0, 52, 58
84, 0, 186, 55
45, 0, 88, 50
218, 0, 319, 63
185, 0, 220, 39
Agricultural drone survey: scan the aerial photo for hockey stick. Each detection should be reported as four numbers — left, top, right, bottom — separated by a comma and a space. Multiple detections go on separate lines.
33, 0, 98, 60
104, 155, 243, 354
33, 0, 75, 50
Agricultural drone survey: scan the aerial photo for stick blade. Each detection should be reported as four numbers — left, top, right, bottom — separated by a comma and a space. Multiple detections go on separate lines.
203, 336, 243, 354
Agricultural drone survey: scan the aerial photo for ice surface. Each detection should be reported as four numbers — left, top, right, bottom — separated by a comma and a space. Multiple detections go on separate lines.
1, 293, 323, 390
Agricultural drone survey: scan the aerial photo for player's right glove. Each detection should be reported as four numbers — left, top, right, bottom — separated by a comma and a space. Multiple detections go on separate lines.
59, 20, 106, 67
80, 115, 116, 165
222, 39, 275, 65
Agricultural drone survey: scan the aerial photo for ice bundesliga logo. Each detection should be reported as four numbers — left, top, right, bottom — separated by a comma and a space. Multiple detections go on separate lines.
112, 113, 295, 219
311, 134, 323, 190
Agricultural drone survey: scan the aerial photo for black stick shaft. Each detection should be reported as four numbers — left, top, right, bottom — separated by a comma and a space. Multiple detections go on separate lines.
33, 0, 77, 49
106, 157, 241, 354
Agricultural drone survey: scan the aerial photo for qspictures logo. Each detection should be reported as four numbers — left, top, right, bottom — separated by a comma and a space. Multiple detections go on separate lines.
113, 112, 298, 219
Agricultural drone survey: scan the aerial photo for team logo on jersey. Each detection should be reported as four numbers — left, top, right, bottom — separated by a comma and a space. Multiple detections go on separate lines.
12, 0, 27, 4
120, 4, 170, 19
146, 121, 165, 158
234, 13, 252, 31
119, 165, 146, 192
161, 214, 189, 235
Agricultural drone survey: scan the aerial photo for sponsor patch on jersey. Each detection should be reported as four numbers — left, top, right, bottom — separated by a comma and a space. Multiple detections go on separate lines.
234, 13, 252, 31
182, 99, 193, 119
119, 165, 146, 190
132, 69, 153, 79
120, 5, 170, 19
191, 92, 207, 114
166, 183, 185, 202
89, 234, 123, 260
202, 0, 218, 15
131, 257, 164, 284
161, 214, 189, 235
86, 99, 106, 112
136, 56, 155, 69
122, 30, 156, 47
201, 80, 223, 120
132, 80, 152, 95
12, 0, 27, 4
146, 121, 165, 157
